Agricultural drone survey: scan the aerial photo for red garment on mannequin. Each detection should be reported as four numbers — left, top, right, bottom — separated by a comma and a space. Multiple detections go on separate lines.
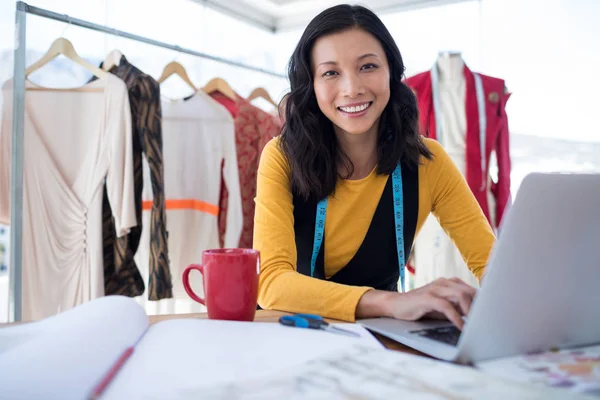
406, 67, 511, 229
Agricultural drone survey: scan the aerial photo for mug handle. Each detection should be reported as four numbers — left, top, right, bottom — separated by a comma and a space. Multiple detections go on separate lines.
182, 264, 205, 305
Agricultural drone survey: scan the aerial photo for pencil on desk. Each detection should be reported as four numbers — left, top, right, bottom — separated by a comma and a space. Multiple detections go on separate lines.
88, 346, 134, 400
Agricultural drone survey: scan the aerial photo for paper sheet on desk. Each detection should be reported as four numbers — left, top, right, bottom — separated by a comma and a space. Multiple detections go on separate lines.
0, 296, 149, 400
174, 345, 595, 400
103, 319, 382, 400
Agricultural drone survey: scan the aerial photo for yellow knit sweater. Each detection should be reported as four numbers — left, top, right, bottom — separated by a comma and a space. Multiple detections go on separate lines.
253, 137, 495, 322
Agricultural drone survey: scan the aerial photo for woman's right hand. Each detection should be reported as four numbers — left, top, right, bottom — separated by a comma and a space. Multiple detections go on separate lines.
356, 277, 477, 330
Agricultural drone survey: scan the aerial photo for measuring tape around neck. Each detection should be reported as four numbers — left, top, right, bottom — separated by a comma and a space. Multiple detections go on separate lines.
310, 164, 406, 293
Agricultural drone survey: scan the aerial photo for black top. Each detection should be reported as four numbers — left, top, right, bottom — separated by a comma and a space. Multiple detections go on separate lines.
293, 163, 419, 291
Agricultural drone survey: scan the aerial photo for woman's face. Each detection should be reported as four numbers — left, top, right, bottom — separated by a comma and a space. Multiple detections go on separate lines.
311, 28, 390, 138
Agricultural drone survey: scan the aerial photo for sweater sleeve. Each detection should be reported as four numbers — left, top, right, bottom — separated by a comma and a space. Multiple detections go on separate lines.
253, 139, 371, 322
106, 78, 137, 238
424, 139, 496, 280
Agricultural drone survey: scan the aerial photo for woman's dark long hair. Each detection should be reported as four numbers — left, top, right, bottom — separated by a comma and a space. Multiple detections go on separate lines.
279, 4, 432, 202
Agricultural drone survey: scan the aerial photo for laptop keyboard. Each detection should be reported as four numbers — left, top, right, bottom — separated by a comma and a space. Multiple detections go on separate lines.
411, 326, 462, 346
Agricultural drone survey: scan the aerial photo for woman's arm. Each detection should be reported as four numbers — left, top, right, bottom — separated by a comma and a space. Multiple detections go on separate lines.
253, 139, 371, 322
356, 139, 494, 329
356, 278, 477, 330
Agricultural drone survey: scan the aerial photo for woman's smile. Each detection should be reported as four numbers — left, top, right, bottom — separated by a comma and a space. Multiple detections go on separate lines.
337, 101, 374, 118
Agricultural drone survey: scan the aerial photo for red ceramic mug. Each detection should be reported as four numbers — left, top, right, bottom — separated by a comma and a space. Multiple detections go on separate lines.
182, 249, 260, 321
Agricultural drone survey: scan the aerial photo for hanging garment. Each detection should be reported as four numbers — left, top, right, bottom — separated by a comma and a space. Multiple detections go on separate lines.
406, 60, 511, 288
0, 75, 136, 320
95, 56, 172, 300
210, 92, 282, 249
134, 91, 242, 315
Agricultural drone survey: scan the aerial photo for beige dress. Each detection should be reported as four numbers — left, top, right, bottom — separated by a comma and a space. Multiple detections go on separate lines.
0, 75, 136, 321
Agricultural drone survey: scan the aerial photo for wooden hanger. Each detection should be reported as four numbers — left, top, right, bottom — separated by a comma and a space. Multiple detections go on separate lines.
202, 77, 237, 101
102, 49, 123, 71
247, 87, 277, 108
157, 61, 198, 91
25, 37, 108, 81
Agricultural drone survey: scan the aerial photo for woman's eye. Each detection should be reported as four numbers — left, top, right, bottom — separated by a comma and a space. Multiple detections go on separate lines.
361, 63, 378, 71
322, 70, 338, 77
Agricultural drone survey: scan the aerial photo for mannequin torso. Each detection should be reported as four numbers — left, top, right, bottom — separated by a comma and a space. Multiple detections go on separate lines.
413, 53, 479, 289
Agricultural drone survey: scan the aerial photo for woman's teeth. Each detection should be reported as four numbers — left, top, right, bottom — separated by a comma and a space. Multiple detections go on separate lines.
338, 102, 371, 113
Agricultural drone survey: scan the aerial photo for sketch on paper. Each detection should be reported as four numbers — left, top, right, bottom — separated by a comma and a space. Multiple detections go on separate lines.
478, 344, 600, 397
173, 345, 590, 400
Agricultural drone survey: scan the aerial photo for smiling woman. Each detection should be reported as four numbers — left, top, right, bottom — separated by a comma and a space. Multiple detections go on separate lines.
312, 31, 391, 181
313, 38, 388, 136
280, 5, 432, 199
253, 4, 496, 328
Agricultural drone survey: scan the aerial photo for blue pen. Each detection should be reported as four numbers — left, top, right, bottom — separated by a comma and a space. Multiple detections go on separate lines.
279, 313, 361, 338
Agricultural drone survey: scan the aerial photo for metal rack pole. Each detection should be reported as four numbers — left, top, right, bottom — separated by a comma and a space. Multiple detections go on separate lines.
8, 2, 27, 323
18, 2, 286, 79
7, 1, 286, 322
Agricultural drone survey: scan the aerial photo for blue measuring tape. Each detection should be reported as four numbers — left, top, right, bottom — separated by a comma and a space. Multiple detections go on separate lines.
391, 163, 406, 293
311, 198, 328, 277
310, 164, 406, 292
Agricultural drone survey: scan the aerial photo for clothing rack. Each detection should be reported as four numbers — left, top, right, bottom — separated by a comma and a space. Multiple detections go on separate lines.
8, 1, 287, 322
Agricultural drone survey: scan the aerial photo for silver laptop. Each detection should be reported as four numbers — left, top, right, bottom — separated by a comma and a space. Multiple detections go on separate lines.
359, 172, 600, 364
